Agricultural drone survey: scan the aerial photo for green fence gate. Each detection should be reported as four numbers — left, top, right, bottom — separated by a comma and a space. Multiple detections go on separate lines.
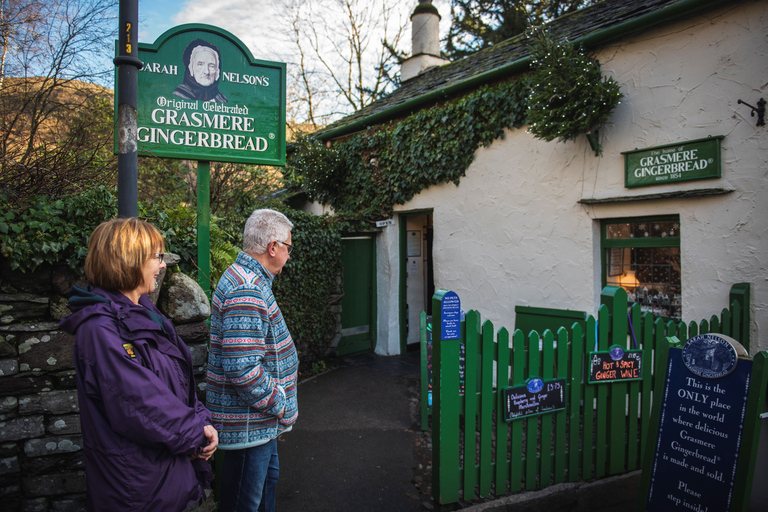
423, 284, 754, 505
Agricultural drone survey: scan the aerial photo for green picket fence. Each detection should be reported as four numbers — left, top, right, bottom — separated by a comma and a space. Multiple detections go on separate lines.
425, 284, 752, 505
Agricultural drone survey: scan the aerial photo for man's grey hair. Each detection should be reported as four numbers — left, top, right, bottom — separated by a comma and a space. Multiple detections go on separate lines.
243, 209, 293, 255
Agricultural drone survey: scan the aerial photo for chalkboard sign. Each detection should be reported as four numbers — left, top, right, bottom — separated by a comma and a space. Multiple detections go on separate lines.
645, 345, 751, 511
503, 377, 565, 422
588, 345, 643, 384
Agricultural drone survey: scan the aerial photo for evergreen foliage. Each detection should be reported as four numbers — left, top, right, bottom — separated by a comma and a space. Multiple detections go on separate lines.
526, 32, 622, 154
445, 0, 601, 60
0, 190, 341, 360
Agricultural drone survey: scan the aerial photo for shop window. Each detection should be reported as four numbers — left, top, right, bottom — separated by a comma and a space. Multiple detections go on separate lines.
602, 216, 681, 320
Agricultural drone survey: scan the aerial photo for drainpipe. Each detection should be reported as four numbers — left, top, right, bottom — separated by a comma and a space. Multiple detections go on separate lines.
317, 0, 733, 142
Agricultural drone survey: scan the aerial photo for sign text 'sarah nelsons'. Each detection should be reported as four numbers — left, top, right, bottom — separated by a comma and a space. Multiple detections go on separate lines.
121, 24, 286, 166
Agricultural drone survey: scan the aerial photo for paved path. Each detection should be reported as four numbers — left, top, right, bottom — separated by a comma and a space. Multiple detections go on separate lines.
276, 352, 425, 512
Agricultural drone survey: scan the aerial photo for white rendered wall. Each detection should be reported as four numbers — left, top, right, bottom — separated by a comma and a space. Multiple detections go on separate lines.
381, 2, 767, 353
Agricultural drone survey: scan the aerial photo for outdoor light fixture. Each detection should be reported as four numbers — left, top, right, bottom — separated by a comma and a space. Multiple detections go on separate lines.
737, 98, 765, 126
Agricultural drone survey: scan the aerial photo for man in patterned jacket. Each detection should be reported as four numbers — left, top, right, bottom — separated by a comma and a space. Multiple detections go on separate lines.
206, 209, 299, 512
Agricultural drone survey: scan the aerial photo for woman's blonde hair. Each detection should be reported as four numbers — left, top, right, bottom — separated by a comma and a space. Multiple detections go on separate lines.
84, 218, 165, 291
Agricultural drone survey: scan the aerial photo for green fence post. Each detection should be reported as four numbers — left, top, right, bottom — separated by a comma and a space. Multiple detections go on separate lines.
730, 283, 751, 352
525, 330, 540, 490
733, 351, 768, 511
568, 323, 584, 482
479, 319, 495, 497
420, 311, 429, 431
540, 329, 555, 488
510, 329, 526, 492
496, 327, 511, 493
431, 290, 461, 505
601, 286, 628, 475
463, 310, 480, 500
554, 327, 569, 483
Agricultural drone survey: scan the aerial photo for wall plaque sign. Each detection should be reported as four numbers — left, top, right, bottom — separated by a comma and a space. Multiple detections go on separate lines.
623, 136, 723, 188
118, 24, 286, 165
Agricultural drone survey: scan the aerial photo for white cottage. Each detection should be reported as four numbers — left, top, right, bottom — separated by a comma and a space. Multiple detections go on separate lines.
309, 0, 767, 357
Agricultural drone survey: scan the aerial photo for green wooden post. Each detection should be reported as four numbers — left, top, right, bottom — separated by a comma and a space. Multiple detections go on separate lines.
496, 326, 510, 494
420, 311, 429, 431
525, 330, 540, 490
463, 310, 480, 500
627, 304, 641, 470
554, 327, 568, 483
567, 323, 584, 482
540, 329, 555, 488
730, 283, 750, 352
431, 290, 461, 505
595, 305, 610, 479
602, 286, 628, 475
582, 316, 596, 479
721, 307, 732, 337
733, 351, 768, 510
510, 329, 526, 492
636, 336, 677, 512
197, 160, 211, 298
479, 319, 494, 497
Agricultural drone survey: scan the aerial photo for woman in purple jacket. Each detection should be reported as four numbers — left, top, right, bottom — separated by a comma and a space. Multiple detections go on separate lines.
60, 218, 218, 512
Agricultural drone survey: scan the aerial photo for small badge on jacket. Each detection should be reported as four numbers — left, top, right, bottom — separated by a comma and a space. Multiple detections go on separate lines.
122, 343, 137, 358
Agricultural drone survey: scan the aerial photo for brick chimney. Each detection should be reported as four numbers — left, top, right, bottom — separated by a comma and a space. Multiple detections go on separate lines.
400, 1, 449, 82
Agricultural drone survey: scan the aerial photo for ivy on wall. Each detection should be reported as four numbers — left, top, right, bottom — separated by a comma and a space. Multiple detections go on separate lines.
288, 79, 531, 220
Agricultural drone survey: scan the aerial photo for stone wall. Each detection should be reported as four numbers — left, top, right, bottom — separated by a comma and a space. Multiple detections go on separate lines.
0, 256, 211, 512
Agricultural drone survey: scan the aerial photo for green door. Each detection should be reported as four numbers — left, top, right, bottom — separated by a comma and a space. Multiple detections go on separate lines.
338, 236, 376, 356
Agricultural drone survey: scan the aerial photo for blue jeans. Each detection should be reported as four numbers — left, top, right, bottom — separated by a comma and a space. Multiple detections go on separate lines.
219, 440, 279, 512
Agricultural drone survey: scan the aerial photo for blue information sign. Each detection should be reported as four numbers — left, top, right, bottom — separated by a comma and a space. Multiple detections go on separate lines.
440, 291, 461, 340
646, 347, 751, 511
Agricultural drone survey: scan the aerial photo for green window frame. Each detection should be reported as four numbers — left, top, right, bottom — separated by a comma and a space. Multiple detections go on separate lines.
601, 216, 681, 320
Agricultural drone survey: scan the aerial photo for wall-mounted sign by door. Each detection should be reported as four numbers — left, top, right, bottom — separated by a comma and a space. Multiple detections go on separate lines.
623, 136, 723, 188
118, 24, 286, 166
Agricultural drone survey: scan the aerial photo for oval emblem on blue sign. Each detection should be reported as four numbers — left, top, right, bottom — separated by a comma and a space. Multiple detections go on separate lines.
682, 334, 738, 379
527, 378, 544, 394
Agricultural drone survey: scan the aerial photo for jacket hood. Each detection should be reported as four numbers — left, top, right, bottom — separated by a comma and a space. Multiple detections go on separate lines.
59, 286, 112, 335
60, 286, 171, 337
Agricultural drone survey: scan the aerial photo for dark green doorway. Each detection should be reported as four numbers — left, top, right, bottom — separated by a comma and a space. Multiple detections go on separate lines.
338, 236, 377, 356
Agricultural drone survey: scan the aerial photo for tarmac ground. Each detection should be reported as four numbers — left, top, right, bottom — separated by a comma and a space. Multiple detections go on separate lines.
276, 350, 429, 512
273, 350, 646, 512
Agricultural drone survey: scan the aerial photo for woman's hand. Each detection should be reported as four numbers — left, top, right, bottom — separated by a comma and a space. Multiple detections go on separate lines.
190, 425, 219, 461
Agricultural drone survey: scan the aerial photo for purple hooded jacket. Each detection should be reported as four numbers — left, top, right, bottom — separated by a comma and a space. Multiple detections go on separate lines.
60, 286, 213, 512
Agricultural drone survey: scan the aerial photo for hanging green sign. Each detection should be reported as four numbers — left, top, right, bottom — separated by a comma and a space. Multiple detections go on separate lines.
116, 24, 286, 166
623, 136, 723, 188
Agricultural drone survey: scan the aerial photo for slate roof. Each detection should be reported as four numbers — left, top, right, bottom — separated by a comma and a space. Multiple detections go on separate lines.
316, 0, 731, 140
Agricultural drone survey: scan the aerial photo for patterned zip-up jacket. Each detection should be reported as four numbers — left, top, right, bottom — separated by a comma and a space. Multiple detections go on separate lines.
206, 252, 299, 449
